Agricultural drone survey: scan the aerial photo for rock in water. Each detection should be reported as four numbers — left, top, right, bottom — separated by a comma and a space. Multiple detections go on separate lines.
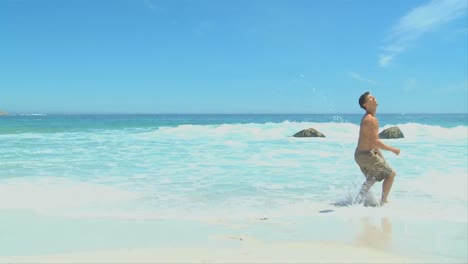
379, 126, 404, 139
293, 128, 325, 138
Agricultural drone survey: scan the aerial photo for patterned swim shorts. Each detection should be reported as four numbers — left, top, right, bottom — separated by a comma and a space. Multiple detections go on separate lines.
354, 149, 393, 182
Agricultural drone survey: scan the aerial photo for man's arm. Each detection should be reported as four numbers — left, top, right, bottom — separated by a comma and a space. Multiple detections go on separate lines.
370, 118, 400, 155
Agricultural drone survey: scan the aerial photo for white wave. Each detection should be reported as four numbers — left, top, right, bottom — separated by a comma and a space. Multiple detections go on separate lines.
385, 123, 467, 141
149, 121, 466, 144
401, 168, 468, 203
153, 121, 357, 141
18, 113, 47, 116
0, 177, 140, 216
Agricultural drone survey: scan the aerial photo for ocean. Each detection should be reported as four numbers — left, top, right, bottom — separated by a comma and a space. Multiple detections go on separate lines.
0, 113, 466, 262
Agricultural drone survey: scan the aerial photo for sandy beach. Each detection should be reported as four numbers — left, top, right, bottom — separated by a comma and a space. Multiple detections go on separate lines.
0, 209, 434, 264
0, 240, 420, 264
1, 187, 465, 263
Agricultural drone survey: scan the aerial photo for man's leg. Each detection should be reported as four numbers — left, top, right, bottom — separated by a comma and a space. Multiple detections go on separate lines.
356, 178, 376, 204
381, 171, 396, 204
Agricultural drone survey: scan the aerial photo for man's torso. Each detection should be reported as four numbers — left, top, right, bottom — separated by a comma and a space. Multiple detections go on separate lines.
356, 113, 377, 151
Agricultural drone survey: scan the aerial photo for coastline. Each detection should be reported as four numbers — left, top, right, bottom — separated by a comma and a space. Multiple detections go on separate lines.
0, 241, 419, 264
0, 209, 443, 264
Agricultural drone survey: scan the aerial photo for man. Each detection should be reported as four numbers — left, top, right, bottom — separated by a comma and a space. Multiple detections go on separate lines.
355, 92, 400, 206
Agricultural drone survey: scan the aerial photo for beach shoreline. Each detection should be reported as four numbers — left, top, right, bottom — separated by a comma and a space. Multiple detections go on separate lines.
0, 240, 419, 264
1, 195, 466, 263
0, 208, 444, 264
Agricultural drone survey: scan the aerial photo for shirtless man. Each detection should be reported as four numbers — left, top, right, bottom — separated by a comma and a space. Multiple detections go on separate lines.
355, 92, 400, 205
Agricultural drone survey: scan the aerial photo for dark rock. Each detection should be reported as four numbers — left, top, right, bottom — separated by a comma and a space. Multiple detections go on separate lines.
379, 126, 404, 139
293, 128, 325, 138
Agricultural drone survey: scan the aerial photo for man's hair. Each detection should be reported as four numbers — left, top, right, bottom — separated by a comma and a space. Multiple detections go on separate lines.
359, 91, 370, 110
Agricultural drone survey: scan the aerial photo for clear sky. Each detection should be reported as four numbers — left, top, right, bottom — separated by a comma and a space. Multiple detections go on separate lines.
1, 0, 467, 114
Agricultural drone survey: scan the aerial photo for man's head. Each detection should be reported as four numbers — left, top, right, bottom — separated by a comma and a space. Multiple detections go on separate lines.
358, 91, 377, 111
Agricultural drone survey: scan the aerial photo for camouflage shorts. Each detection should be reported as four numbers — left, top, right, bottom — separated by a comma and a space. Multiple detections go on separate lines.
354, 149, 393, 182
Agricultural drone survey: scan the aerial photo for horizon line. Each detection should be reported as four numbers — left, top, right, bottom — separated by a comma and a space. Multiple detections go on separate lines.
1, 112, 466, 116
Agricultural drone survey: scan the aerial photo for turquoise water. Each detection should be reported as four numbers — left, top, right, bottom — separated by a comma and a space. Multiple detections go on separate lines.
0, 114, 467, 262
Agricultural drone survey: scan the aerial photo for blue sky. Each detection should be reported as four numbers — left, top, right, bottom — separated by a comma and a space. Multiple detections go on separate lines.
1, 0, 467, 114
